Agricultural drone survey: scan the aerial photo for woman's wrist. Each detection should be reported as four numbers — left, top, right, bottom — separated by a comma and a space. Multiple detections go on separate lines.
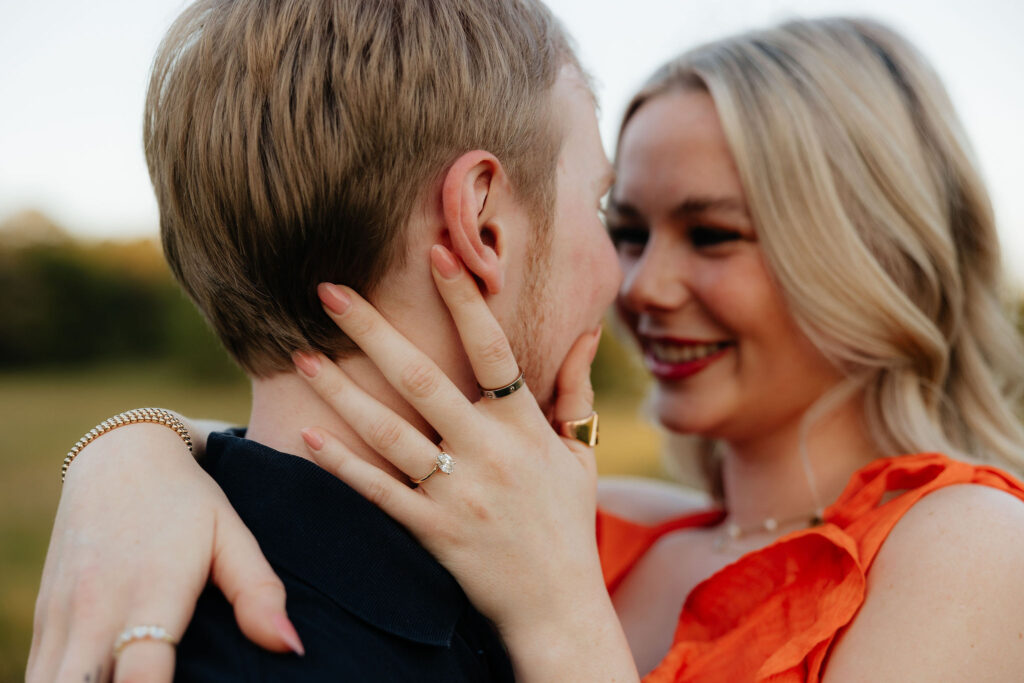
60, 421, 197, 489
62, 408, 192, 482
500, 584, 638, 682
60, 411, 228, 484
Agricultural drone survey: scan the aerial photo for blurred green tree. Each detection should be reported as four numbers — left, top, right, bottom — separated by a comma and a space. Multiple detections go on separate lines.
0, 212, 241, 380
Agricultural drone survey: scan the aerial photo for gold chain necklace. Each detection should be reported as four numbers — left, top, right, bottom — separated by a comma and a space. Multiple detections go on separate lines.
713, 508, 825, 552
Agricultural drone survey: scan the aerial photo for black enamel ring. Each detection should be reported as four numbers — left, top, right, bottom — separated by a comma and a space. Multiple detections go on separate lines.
478, 369, 525, 399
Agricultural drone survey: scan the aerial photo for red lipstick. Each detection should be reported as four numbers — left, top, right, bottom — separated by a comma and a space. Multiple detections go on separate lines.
643, 337, 732, 380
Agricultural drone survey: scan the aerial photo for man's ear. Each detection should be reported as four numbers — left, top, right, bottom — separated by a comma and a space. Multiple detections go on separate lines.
441, 150, 506, 294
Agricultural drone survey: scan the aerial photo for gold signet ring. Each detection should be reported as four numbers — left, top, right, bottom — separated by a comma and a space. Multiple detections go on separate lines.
556, 411, 599, 447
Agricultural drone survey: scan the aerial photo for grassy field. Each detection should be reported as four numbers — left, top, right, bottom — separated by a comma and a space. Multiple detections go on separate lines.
0, 363, 666, 680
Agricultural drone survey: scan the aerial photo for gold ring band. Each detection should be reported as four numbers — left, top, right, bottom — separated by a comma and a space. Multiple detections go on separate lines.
556, 411, 599, 447
479, 370, 525, 399
113, 624, 177, 657
411, 451, 455, 484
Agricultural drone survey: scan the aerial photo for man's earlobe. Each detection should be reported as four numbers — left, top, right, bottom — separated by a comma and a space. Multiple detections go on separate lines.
442, 151, 505, 294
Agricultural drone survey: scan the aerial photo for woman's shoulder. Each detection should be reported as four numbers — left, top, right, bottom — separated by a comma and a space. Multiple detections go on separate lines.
832, 452, 1024, 581
597, 476, 714, 524
825, 481, 1024, 680
877, 481, 1024, 570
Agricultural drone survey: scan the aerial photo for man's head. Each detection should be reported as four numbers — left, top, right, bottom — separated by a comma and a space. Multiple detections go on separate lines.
145, 0, 581, 377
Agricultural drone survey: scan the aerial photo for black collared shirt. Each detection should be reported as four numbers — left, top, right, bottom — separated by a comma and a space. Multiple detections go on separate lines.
175, 430, 514, 682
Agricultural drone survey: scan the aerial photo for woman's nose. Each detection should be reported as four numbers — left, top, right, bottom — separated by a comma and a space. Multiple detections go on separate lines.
618, 235, 689, 315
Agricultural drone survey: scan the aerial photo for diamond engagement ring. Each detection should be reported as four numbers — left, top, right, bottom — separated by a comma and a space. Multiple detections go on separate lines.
113, 624, 178, 657
479, 369, 525, 399
556, 411, 599, 447
412, 451, 455, 484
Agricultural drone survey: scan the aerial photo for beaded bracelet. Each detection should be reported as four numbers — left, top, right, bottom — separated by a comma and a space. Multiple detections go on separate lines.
61, 408, 193, 483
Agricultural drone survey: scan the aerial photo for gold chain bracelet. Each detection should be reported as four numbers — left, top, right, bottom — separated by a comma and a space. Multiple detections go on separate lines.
61, 408, 193, 483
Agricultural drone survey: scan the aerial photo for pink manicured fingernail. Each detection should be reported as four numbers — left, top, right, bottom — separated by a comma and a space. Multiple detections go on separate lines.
292, 352, 320, 378
317, 283, 351, 314
430, 244, 462, 280
301, 428, 324, 451
589, 325, 603, 363
272, 613, 305, 656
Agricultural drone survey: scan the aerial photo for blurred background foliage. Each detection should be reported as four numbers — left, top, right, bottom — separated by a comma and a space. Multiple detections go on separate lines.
0, 210, 661, 680
0, 210, 244, 380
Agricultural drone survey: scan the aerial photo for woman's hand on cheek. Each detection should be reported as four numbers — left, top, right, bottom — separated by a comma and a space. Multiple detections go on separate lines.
293, 246, 638, 681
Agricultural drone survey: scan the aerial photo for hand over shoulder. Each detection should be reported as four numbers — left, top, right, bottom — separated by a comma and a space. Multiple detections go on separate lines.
27, 420, 297, 683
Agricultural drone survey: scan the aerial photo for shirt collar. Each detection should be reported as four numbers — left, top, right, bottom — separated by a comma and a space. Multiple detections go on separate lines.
204, 430, 468, 647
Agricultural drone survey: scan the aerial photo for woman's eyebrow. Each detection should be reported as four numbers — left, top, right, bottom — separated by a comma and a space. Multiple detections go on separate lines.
670, 196, 749, 219
606, 196, 749, 219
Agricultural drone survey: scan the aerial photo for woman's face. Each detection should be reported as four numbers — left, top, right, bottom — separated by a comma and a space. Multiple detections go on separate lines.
610, 89, 842, 443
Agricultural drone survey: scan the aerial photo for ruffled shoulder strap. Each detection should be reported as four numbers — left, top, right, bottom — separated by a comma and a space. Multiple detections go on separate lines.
825, 453, 1024, 568
644, 523, 865, 683
597, 508, 726, 594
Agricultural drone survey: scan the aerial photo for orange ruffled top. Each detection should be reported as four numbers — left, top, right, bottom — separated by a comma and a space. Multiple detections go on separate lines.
596, 453, 1024, 682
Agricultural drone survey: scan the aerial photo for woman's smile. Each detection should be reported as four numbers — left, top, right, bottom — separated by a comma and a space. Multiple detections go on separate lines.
642, 336, 734, 380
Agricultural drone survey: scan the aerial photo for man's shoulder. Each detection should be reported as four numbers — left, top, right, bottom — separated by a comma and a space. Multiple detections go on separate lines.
177, 577, 513, 682
185, 430, 514, 682
175, 580, 409, 681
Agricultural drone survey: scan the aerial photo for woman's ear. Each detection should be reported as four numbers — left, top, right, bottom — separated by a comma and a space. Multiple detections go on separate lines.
441, 150, 506, 294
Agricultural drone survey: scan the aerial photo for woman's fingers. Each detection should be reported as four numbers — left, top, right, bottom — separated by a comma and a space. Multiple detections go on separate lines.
293, 352, 446, 481
32, 596, 113, 683
315, 283, 481, 440
428, 245, 526, 394
112, 642, 175, 683
209, 505, 302, 655
302, 427, 436, 528
553, 326, 602, 426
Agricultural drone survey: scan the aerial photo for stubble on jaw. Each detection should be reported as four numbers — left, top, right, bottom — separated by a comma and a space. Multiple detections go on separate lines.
508, 221, 556, 413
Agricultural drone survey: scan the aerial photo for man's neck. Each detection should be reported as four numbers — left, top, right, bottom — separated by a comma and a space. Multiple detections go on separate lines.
241, 231, 526, 480
246, 355, 440, 482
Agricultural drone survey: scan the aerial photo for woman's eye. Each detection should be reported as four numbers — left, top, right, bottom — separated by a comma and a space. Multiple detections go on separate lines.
690, 226, 741, 248
608, 226, 649, 256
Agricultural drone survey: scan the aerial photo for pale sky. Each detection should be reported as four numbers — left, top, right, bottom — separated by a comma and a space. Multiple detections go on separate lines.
2, 0, 1021, 280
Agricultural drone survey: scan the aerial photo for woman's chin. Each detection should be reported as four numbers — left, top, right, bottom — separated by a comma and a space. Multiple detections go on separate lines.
652, 399, 724, 438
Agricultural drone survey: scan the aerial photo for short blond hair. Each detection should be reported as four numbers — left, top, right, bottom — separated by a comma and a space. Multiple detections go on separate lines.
625, 17, 1024, 473
145, 0, 576, 376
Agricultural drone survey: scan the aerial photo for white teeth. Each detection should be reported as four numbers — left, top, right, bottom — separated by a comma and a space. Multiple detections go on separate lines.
650, 341, 727, 364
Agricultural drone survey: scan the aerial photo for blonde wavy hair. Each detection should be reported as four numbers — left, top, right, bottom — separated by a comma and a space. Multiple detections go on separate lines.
622, 17, 1024, 477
